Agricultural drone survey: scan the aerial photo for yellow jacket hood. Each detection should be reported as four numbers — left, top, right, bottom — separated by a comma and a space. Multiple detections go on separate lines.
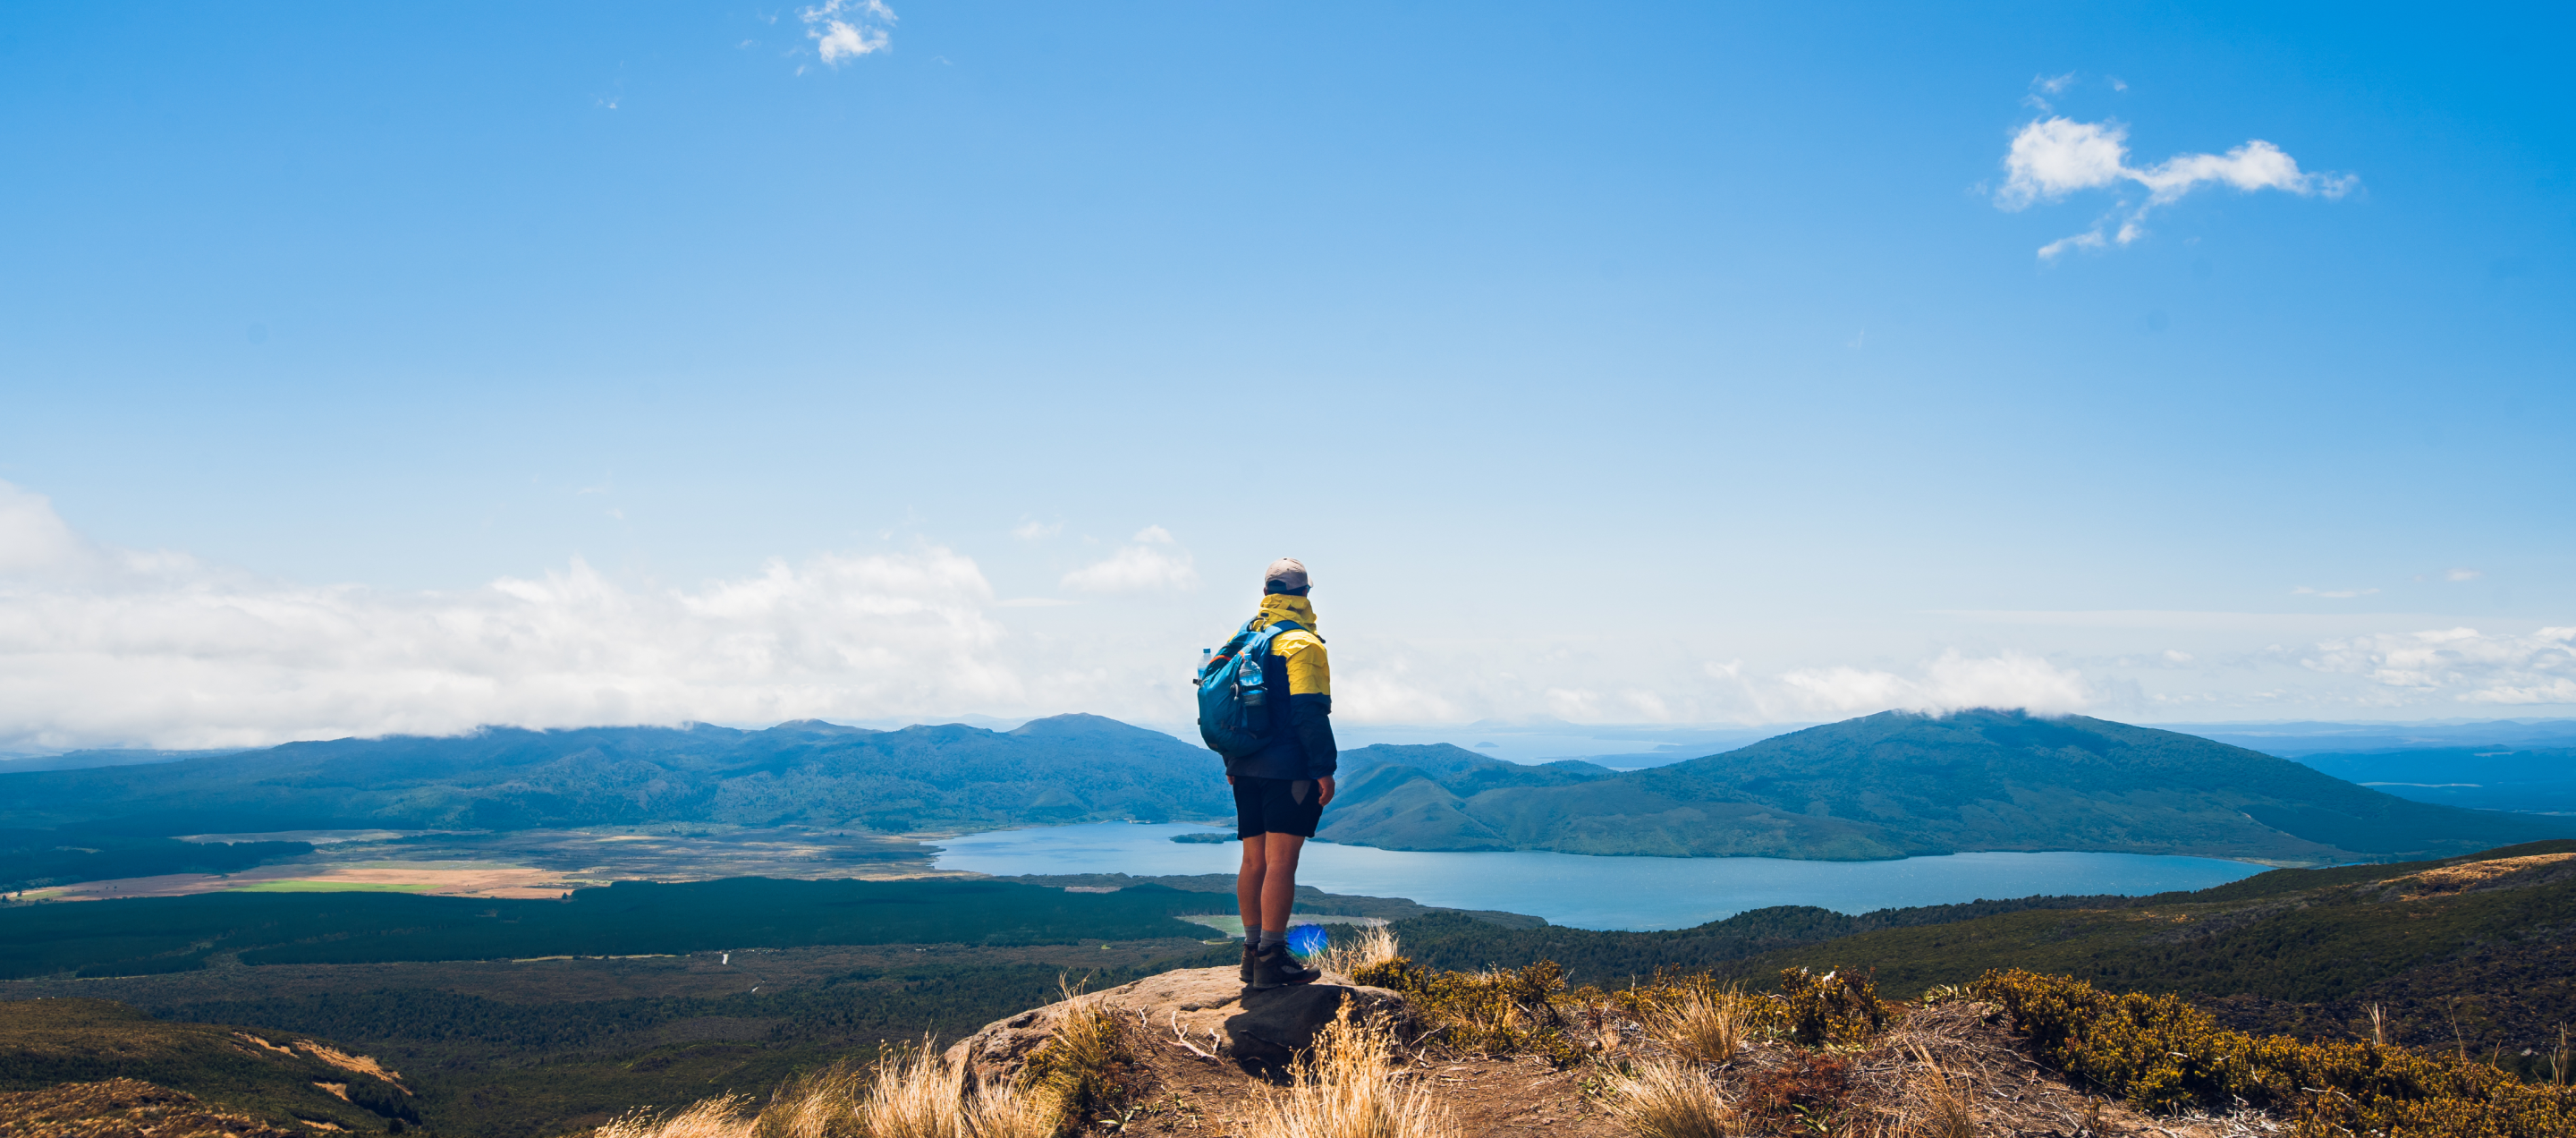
1252, 593, 1318, 633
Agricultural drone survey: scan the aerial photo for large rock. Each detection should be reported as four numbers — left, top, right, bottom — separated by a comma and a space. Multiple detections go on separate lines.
945, 966, 1409, 1083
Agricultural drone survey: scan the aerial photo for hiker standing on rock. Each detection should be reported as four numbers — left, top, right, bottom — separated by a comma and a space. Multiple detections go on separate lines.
1196, 557, 1337, 989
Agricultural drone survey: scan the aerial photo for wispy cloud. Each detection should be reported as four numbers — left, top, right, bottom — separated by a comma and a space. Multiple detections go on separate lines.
1996, 116, 2354, 259
801, 0, 894, 65
1011, 519, 1063, 541
2021, 72, 2077, 113
2445, 568, 2483, 582
1772, 650, 2092, 718
2292, 585, 2380, 599
1059, 526, 1199, 594
2304, 626, 2576, 705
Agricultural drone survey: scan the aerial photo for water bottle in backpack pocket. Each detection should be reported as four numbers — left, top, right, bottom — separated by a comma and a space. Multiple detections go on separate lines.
1196, 622, 1301, 759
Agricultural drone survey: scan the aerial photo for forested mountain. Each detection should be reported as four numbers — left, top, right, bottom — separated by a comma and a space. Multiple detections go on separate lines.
0, 714, 1232, 836
1316, 709, 2574, 862
10, 709, 2564, 865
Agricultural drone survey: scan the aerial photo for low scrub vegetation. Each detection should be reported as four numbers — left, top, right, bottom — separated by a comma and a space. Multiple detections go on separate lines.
1016, 981, 1137, 1128
1972, 968, 2574, 1136
1352, 957, 1586, 1061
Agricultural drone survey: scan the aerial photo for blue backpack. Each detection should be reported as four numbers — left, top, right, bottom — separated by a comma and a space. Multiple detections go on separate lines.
1196, 620, 1307, 759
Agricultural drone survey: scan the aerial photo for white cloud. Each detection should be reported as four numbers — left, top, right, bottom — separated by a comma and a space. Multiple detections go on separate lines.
1011, 520, 1063, 541
1996, 116, 2353, 258
2292, 585, 2380, 599
1059, 528, 1199, 594
1773, 650, 2091, 718
801, 0, 894, 65
2445, 568, 2483, 582
2303, 626, 2576, 704
0, 481, 1040, 750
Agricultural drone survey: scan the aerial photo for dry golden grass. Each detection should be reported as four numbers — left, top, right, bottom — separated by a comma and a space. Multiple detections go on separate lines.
961, 1079, 1061, 1138
1640, 986, 1753, 1066
606, 1040, 1063, 1138
848, 1042, 974, 1138
1255, 1006, 1453, 1138
596, 1094, 755, 1138
1603, 1058, 1733, 1138
1312, 923, 1402, 978
1900, 1066, 1974, 1138
750, 1061, 861, 1138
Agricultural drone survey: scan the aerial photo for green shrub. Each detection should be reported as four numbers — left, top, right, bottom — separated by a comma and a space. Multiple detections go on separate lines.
1352, 956, 1580, 1062
1972, 969, 2574, 1136
1776, 967, 1882, 1048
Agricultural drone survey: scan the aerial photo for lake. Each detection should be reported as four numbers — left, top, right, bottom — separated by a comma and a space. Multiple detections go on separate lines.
931, 822, 2268, 930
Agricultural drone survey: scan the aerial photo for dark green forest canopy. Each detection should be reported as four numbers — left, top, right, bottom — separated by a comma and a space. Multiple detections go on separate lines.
0, 878, 1228, 979
1318, 710, 2574, 861
0, 829, 312, 893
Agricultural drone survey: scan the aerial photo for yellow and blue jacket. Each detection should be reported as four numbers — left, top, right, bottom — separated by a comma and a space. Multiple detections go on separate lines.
1232, 593, 1339, 781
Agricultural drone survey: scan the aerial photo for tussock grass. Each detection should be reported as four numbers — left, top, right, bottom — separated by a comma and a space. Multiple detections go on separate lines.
961, 1078, 1060, 1138
750, 1061, 860, 1138
610, 1039, 1062, 1138
1312, 924, 1402, 978
1603, 1058, 1733, 1138
1640, 985, 1753, 1066
1900, 1066, 1974, 1138
597, 1094, 755, 1138
1255, 1006, 1453, 1138
849, 1041, 982, 1138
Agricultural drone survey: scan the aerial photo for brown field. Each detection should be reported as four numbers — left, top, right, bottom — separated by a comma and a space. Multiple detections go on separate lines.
24, 825, 971, 902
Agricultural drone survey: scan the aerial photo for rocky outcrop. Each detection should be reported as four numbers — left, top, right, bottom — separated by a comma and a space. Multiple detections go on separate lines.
945, 966, 1409, 1082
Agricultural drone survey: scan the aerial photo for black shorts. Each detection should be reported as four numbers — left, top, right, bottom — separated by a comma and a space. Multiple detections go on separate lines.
1234, 776, 1324, 839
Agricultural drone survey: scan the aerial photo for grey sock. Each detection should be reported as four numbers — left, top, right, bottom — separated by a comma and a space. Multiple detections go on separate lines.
1258, 929, 1288, 951
1244, 928, 1261, 947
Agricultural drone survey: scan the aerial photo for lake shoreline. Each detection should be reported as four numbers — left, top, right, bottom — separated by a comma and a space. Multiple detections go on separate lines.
932, 821, 2272, 931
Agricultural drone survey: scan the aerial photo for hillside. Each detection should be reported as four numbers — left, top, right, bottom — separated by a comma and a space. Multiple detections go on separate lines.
1318, 709, 2573, 862
0, 998, 418, 1132
0, 713, 1231, 837
1387, 838, 2576, 1081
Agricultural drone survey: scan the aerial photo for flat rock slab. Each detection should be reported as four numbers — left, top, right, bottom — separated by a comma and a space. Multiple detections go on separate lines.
945, 966, 1407, 1083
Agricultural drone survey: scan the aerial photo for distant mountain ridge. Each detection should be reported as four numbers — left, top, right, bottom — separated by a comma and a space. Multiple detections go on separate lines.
6, 709, 2566, 866
1317, 710, 2575, 862
0, 714, 1231, 836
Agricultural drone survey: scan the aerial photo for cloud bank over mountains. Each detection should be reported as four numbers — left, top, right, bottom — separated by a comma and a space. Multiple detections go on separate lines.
0, 480, 2562, 751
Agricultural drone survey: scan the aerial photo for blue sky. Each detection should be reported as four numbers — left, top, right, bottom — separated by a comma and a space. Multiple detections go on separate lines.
2, 2, 2571, 748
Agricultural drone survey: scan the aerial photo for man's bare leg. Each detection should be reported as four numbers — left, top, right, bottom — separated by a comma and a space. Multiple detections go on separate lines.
1260, 832, 1306, 936
1237, 834, 1267, 937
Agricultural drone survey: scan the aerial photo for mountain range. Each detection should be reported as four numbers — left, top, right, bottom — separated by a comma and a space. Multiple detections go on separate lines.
0, 714, 1227, 837
1321, 710, 2575, 862
4, 709, 2566, 865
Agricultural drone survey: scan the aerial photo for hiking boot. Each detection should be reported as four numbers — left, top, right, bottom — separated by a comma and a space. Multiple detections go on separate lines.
1249, 943, 1320, 989
1241, 943, 1258, 984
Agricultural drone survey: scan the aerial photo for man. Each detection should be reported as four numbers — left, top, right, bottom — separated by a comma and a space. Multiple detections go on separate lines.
1229, 556, 1337, 989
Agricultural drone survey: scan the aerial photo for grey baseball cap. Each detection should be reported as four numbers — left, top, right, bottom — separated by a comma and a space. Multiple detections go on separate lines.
1263, 557, 1309, 590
